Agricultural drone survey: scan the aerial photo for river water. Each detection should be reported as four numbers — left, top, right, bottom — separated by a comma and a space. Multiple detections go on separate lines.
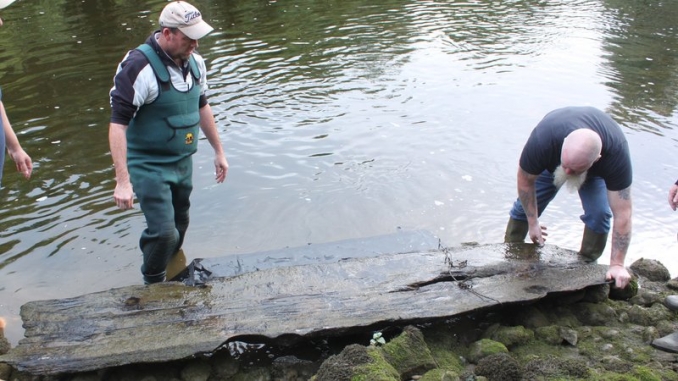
1, 0, 677, 346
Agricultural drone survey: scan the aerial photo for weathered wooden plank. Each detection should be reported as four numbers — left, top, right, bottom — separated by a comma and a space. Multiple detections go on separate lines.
0, 243, 608, 375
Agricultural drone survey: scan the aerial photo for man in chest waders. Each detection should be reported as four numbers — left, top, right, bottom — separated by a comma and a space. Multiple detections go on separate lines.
108, 1, 228, 284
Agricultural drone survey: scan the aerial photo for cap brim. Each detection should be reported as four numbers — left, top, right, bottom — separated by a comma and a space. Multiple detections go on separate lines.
179, 21, 214, 40
0, 0, 16, 10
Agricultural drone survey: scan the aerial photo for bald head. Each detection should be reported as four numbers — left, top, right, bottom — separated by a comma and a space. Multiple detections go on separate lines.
561, 129, 602, 174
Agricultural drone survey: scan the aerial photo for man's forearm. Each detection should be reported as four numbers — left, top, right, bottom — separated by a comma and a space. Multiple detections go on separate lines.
517, 168, 539, 225
610, 217, 631, 266
1, 101, 22, 153
609, 187, 632, 267
108, 123, 130, 184
199, 104, 224, 156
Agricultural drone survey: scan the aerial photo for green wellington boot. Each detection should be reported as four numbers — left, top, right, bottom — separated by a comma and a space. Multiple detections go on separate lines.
578, 226, 608, 262
504, 218, 529, 243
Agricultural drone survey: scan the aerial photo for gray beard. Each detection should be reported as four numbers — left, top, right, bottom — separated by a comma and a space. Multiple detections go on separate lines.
553, 165, 587, 193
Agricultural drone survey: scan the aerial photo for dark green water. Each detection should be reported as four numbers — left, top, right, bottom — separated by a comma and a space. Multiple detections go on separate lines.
1, 0, 678, 345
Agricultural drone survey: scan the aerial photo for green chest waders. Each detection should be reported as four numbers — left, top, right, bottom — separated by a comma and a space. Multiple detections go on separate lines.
128, 44, 202, 284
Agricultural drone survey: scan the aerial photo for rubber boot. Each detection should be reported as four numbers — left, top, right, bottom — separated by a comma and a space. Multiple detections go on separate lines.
504, 218, 529, 243
578, 226, 608, 262
142, 270, 166, 285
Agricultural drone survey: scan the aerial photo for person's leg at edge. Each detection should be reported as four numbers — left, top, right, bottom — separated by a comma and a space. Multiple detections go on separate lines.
505, 170, 560, 242
577, 176, 612, 262
133, 169, 179, 284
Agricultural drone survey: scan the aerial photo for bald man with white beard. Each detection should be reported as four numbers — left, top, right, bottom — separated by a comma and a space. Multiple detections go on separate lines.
505, 107, 633, 289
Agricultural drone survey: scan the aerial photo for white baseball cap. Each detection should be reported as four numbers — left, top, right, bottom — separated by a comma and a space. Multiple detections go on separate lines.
159, 1, 213, 40
0, 0, 17, 10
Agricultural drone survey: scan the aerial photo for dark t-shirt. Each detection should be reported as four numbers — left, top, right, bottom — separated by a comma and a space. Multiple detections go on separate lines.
519, 106, 632, 191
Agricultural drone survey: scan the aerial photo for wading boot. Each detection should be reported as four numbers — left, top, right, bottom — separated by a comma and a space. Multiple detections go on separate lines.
578, 226, 608, 262
142, 269, 166, 285
504, 217, 529, 243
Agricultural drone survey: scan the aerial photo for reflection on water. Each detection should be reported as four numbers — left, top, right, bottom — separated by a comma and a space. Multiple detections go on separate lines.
602, 0, 678, 133
1, 0, 678, 345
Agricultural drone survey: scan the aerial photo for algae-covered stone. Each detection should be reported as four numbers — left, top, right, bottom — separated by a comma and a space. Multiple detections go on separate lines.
488, 325, 534, 348
609, 277, 639, 300
271, 355, 317, 381
0, 336, 9, 356
600, 355, 631, 372
571, 302, 617, 326
630, 258, 671, 282
559, 327, 578, 346
0, 363, 11, 380
544, 305, 581, 328
380, 326, 436, 380
421, 324, 465, 372
628, 288, 662, 307
314, 344, 399, 381
523, 356, 589, 380
467, 339, 508, 364
627, 304, 673, 326
631, 365, 663, 381
474, 353, 521, 381
655, 319, 678, 337
419, 368, 459, 381
535, 325, 561, 345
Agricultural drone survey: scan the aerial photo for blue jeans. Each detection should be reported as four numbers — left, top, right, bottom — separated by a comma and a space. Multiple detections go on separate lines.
509, 170, 612, 234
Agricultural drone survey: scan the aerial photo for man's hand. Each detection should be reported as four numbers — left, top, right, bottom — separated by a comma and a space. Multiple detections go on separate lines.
605, 264, 631, 289
528, 223, 547, 246
214, 154, 229, 183
9, 148, 32, 179
669, 184, 678, 211
114, 181, 135, 210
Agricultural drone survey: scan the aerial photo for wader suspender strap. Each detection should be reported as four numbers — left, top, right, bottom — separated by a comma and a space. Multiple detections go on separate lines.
136, 44, 201, 83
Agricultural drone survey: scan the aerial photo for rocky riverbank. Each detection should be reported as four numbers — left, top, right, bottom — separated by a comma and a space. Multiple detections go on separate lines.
2, 257, 678, 381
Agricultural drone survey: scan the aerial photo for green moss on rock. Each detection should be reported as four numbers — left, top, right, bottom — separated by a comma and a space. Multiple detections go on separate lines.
609, 278, 639, 300
474, 353, 522, 381
467, 339, 508, 364
351, 347, 400, 381
380, 326, 436, 379
419, 368, 460, 381
490, 325, 534, 348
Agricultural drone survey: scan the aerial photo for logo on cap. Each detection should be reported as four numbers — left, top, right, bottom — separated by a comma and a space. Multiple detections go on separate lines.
159, 1, 214, 40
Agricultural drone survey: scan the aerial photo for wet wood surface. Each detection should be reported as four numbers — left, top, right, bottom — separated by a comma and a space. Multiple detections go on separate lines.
0, 241, 608, 375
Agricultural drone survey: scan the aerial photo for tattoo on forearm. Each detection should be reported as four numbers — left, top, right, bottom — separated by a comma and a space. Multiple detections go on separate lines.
518, 189, 536, 218
612, 231, 630, 253
617, 187, 631, 201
